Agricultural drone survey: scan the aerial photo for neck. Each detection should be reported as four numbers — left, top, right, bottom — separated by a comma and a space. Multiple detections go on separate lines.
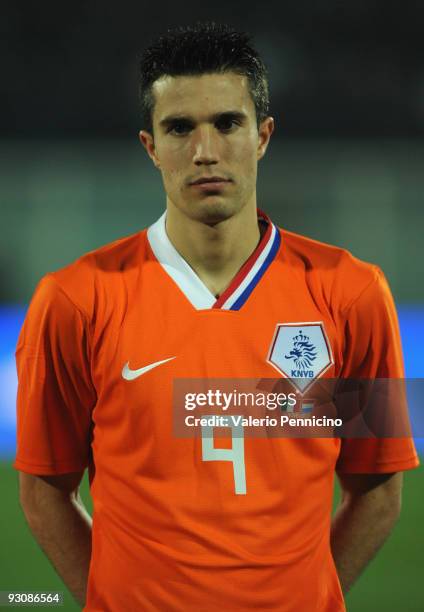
165, 200, 262, 297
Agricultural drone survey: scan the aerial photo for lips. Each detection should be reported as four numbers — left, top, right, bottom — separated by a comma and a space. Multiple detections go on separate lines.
190, 176, 231, 185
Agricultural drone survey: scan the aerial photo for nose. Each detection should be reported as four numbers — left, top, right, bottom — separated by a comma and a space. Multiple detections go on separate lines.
192, 125, 219, 166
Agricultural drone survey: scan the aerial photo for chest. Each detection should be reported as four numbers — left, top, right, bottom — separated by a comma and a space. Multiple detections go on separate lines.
88, 262, 343, 496
91, 262, 343, 404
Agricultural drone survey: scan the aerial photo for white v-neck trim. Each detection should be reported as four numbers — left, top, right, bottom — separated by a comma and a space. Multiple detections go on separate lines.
147, 210, 281, 311
147, 212, 216, 309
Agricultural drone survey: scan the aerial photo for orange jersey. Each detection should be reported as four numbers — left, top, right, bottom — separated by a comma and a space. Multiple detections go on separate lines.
15, 210, 419, 611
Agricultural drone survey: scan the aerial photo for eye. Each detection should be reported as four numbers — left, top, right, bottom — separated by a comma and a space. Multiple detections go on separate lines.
215, 116, 240, 132
168, 121, 192, 135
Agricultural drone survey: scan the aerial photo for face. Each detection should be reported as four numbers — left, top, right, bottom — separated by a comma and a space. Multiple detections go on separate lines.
139, 72, 274, 224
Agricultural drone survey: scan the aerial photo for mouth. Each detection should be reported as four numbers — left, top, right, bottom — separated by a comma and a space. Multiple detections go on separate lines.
189, 176, 232, 187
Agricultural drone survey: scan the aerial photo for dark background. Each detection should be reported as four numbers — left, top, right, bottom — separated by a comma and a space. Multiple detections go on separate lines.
2, 0, 424, 139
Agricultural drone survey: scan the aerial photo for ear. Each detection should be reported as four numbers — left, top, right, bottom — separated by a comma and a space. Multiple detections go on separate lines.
257, 116, 275, 160
139, 130, 161, 169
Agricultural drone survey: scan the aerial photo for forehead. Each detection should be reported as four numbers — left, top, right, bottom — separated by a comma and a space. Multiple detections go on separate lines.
151, 72, 255, 122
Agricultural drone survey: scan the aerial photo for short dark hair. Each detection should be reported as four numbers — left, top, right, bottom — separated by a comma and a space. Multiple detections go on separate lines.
139, 22, 269, 133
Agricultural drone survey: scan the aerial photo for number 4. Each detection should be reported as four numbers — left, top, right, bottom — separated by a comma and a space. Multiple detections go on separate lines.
201, 417, 246, 494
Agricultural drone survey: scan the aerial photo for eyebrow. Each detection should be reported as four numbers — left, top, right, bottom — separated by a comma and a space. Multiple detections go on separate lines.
159, 110, 248, 129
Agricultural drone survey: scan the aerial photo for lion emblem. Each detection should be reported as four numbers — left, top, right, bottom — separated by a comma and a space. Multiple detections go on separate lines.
285, 331, 317, 369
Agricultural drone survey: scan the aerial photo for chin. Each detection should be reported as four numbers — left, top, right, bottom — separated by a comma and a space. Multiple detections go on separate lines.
191, 200, 240, 225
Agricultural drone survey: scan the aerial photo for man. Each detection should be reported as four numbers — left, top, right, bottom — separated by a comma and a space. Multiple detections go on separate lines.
15, 22, 418, 611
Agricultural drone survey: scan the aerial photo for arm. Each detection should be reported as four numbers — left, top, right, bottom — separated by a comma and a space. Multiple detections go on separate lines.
19, 471, 92, 609
330, 471, 403, 595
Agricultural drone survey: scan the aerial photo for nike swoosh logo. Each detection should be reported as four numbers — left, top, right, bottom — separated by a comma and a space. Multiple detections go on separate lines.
122, 357, 176, 381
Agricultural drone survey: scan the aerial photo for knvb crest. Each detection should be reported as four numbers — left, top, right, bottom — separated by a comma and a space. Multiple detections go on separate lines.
268, 322, 333, 393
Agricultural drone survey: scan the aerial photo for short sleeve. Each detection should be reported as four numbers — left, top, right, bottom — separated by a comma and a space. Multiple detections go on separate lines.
336, 268, 419, 474
14, 274, 97, 475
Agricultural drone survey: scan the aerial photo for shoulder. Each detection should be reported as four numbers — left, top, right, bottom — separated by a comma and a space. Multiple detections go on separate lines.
279, 227, 383, 312
38, 229, 148, 320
